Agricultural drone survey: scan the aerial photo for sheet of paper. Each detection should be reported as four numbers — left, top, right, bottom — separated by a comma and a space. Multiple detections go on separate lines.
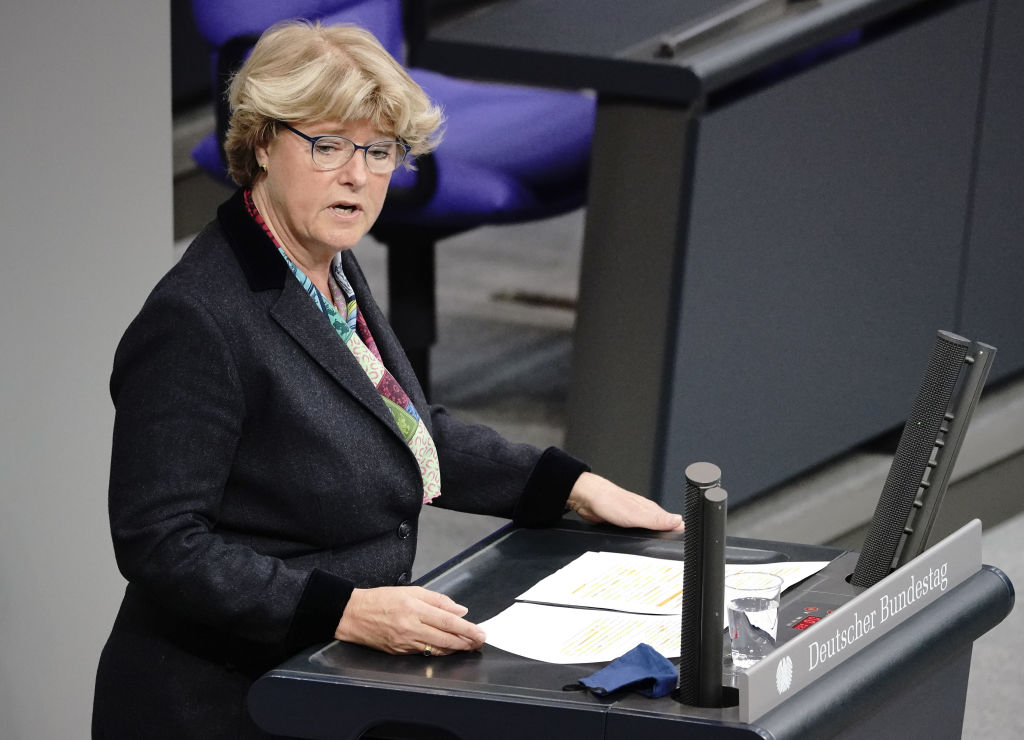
480, 552, 832, 663
478, 602, 681, 664
517, 551, 829, 615
517, 551, 684, 614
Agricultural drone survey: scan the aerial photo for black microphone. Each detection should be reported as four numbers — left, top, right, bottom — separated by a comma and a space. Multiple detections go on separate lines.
852, 331, 995, 588
676, 462, 722, 706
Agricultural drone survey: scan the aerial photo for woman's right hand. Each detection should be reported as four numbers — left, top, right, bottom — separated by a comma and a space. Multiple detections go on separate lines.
334, 586, 486, 656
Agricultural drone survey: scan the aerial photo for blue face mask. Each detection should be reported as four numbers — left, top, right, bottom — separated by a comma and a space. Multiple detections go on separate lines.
571, 643, 677, 699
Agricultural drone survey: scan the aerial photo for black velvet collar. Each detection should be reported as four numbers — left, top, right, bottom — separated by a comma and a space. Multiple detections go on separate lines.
216, 188, 288, 293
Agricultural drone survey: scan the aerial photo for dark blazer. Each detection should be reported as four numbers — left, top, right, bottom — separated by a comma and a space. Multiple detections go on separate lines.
92, 190, 586, 738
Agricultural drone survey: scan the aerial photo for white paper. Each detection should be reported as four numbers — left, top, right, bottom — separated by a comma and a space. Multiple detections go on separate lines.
478, 602, 681, 664
517, 551, 685, 614
517, 551, 829, 615
481, 552, 830, 664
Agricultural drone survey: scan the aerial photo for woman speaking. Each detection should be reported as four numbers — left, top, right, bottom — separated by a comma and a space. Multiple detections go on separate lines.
92, 20, 684, 738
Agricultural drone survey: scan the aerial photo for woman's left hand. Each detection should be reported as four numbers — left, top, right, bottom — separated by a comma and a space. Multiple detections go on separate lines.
566, 472, 685, 532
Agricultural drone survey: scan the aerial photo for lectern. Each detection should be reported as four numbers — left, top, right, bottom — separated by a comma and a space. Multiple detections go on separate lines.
248, 520, 1013, 739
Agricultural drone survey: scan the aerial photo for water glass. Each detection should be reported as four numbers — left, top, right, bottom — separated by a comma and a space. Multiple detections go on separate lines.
725, 572, 783, 669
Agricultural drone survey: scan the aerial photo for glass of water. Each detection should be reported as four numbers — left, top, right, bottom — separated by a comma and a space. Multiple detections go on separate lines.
725, 572, 784, 669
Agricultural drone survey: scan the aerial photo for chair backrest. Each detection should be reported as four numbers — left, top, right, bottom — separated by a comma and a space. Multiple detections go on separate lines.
191, 0, 405, 60
190, 0, 405, 171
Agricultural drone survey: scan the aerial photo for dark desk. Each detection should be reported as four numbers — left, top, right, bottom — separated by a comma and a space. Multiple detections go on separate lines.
418, 0, 1024, 505
248, 522, 1014, 739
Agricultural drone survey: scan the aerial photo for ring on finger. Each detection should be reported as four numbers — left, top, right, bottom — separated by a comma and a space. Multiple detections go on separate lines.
422, 644, 433, 657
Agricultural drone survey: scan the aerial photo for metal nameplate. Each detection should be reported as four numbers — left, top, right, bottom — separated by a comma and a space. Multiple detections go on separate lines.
738, 519, 982, 723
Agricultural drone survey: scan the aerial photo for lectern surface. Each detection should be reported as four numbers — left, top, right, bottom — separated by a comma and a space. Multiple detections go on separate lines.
248, 522, 1013, 739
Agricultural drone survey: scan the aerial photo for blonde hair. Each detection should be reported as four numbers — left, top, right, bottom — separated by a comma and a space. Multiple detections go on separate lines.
224, 20, 444, 187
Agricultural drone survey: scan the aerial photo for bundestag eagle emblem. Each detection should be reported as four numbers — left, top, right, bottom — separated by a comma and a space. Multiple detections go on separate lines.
775, 655, 794, 694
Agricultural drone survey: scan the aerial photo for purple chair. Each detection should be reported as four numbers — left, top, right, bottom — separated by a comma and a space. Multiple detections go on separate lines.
190, 0, 595, 392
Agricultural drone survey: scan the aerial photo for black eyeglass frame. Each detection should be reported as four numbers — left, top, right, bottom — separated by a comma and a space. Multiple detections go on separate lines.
277, 121, 410, 173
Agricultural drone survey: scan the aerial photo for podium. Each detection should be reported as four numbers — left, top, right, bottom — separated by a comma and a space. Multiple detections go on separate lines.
248, 520, 1014, 739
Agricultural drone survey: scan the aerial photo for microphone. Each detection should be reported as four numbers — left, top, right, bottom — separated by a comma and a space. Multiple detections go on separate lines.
851, 331, 995, 588
676, 462, 725, 706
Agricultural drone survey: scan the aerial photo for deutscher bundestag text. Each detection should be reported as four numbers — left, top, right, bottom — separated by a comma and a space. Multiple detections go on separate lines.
808, 563, 949, 672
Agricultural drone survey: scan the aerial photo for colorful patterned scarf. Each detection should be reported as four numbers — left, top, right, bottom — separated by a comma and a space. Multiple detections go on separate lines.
244, 190, 441, 503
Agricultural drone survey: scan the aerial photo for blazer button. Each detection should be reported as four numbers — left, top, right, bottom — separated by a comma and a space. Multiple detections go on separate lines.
397, 572, 410, 585
397, 520, 413, 539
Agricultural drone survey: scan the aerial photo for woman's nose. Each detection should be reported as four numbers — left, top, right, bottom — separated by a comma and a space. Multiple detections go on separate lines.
336, 152, 369, 186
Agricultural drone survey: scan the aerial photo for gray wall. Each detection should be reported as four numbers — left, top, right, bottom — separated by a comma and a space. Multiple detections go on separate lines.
0, 2, 172, 737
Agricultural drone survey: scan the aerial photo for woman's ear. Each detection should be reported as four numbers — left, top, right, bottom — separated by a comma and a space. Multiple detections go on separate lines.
254, 139, 272, 174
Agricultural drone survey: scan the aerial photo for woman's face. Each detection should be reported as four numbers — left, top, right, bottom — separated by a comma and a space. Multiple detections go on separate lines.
253, 118, 393, 260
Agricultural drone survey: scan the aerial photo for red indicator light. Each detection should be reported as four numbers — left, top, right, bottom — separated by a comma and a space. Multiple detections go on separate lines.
792, 615, 822, 630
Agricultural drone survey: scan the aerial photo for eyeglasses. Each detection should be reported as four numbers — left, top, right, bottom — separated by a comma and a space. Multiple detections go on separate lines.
278, 122, 409, 175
